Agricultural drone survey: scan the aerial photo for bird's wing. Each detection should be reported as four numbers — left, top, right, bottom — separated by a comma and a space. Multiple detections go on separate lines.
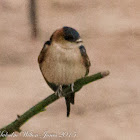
79, 45, 91, 76
38, 41, 50, 64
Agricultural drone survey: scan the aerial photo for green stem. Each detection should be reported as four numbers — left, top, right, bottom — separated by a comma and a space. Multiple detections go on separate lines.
0, 71, 109, 140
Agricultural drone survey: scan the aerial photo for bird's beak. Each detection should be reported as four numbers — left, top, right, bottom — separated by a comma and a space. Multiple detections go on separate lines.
76, 38, 83, 43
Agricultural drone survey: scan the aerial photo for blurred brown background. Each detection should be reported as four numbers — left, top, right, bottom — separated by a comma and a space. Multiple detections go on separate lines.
0, 0, 140, 140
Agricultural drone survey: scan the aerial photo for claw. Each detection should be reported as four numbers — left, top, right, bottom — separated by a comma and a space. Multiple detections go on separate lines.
71, 83, 74, 92
55, 85, 63, 97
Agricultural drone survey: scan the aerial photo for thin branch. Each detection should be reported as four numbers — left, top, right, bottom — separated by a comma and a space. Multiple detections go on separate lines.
0, 71, 109, 140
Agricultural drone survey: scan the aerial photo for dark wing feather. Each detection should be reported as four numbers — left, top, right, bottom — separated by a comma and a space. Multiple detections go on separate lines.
79, 45, 91, 76
38, 41, 50, 64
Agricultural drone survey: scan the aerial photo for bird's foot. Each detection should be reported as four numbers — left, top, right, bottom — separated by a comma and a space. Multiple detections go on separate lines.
55, 85, 63, 97
71, 83, 74, 92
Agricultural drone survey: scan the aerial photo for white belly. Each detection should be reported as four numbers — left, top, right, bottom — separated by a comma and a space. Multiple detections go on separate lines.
41, 45, 86, 85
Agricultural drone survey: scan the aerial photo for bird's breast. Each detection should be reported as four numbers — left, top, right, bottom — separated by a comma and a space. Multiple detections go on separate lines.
41, 44, 86, 85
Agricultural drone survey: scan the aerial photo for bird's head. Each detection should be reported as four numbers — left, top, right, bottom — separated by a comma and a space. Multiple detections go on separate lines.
50, 26, 83, 49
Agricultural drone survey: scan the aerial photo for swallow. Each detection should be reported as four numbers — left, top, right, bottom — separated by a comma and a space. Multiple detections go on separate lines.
38, 26, 91, 117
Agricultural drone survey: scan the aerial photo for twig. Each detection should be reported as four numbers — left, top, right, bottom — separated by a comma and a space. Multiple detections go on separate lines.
0, 71, 109, 140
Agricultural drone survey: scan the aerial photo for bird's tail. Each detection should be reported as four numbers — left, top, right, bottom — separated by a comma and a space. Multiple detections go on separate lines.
65, 92, 75, 117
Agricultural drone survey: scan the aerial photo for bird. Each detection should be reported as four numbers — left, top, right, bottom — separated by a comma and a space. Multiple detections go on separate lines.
38, 26, 91, 117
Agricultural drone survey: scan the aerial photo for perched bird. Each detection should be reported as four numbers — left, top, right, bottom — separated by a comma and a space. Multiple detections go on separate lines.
38, 26, 91, 117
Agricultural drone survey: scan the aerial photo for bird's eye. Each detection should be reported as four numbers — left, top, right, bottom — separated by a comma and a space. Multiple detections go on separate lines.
64, 35, 74, 41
